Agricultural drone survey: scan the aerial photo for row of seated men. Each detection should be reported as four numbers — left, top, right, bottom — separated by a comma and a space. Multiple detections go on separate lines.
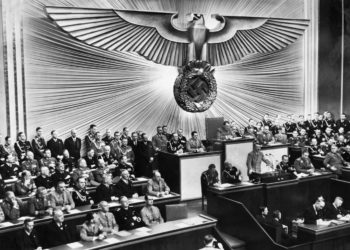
255, 196, 349, 245
0, 169, 170, 223
9, 194, 164, 249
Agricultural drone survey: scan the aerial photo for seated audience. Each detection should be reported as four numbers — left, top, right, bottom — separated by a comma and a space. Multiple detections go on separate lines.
95, 174, 115, 203
45, 208, 74, 247
28, 187, 53, 217
15, 170, 37, 196
40, 149, 57, 173
71, 158, 90, 184
21, 151, 40, 176
325, 196, 348, 220
114, 170, 138, 198
114, 196, 143, 230
49, 181, 75, 212
84, 149, 97, 169
51, 161, 71, 187
0, 154, 20, 179
72, 177, 94, 207
256, 206, 271, 224
303, 198, 325, 224
1, 191, 24, 220
199, 234, 224, 250
186, 131, 205, 153
140, 194, 164, 226
294, 150, 315, 174
96, 201, 118, 234
46, 130, 64, 161
62, 149, 75, 172
221, 162, 242, 184
147, 170, 170, 197
35, 166, 53, 189
80, 212, 106, 241
323, 144, 349, 174
167, 133, 184, 154
63, 129, 81, 162
14, 132, 33, 163
14, 218, 42, 250
31, 127, 46, 161
90, 159, 109, 187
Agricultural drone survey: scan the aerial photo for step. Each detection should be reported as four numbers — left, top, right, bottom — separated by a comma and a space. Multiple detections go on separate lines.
218, 230, 246, 250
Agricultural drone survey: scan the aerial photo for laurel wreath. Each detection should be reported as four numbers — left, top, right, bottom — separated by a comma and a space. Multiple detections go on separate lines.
174, 60, 217, 113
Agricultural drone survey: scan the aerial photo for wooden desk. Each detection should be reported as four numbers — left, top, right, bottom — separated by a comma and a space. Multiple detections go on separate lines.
298, 221, 350, 249
49, 214, 217, 250
158, 151, 221, 200
207, 182, 264, 215
0, 193, 180, 234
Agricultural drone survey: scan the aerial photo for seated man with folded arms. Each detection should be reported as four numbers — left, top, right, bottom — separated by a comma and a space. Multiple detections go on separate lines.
147, 170, 170, 197
114, 169, 138, 198
221, 162, 242, 184
35, 166, 53, 189
186, 131, 205, 153
21, 151, 40, 176
303, 198, 325, 224
140, 194, 164, 226
80, 212, 106, 242
96, 201, 118, 234
1, 191, 24, 220
114, 196, 143, 231
71, 158, 90, 184
294, 150, 315, 174
15, 218, 42, 250
325, 196, 349, 220
324, 144, 349, 174
45, 208, 74, 248
51, 161, 71, 187
49, 181, 75, 212
28, 187, 53, 217
72, 177, 94, 207
89, 159, 109, 187
95, 174, 117, 204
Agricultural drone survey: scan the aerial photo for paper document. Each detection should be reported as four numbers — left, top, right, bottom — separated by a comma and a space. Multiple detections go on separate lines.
0, 222, 14, 227
115, 230, 132, 237
68, 209, 81, 214
136, 177, 148, 181
135, 227, 151, 232
66, 242, 84, 248
174, 223, 188, 228
104, 238, 120, 244
18, 216, 35, 221
134, 231, 151, 236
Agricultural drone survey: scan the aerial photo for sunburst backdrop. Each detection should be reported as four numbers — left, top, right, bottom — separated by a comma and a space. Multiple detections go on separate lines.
23, 0, 305, 141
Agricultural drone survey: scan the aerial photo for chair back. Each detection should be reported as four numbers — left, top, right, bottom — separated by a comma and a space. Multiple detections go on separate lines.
165, 203, 188, 221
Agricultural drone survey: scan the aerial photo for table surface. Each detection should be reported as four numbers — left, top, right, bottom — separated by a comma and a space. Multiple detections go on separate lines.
299, 219, 350, 235
0, 192, 180, 233
49, 214, 217, 250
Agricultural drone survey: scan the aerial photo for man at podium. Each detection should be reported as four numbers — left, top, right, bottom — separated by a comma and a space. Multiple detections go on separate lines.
246, 144, 272, 181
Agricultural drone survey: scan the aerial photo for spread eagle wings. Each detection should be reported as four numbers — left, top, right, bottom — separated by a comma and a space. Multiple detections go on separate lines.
45, 7, 309, 67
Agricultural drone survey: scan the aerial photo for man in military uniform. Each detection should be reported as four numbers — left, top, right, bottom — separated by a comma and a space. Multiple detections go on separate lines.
152, 126, 168, 152
62, 149, 75, 172
0, 155, 20, 179
312, 129, 325, 145
304, 114, 314, 136
40, 149, 57, 173
35, 166, 53, 189
110, 131, 122, 157
51, 162, 71, 187
186, 131, 205, 153
31, 127, 46, 160
96, 201, 118, 234
114, 196, 143, 231
140, 195, 164, 226
262, 114, 273, 129
121, 127, 132, 145
146, 170, 170, 197
284, 115, 297, 136
246, 144, 272, 180
221, 162, 242, 184
28, 187, 53, 216
323, 144, 349, 174
296, 115, 307, 132
102, 146, 118, 167
21, 151, 40, 176
64, 129, 81, 162
90, 159, 109, 187
116, 155, 135, 179
336, 113, 350, 133
216, 121, 235, 140
324, 111, 336, 130
115, 138, 134, 165
257, 126, 273, 145
71, 159, 90, 184
244, 119, 257, 135
162, 125, 172, 141
308, 138, 323, 156
177, 129, 187, 150
294, 150, 315, 174
71, 177, 94, 207
276, 155, 296, 173
274, 127, 288, 144
167, 133, 184, 154
47, 130, 64, 161
85, 124, 97, 152
102, 129, 114, 146
323, 127, 335, 142
298, 129, 309, 147
14, 132, 33, 163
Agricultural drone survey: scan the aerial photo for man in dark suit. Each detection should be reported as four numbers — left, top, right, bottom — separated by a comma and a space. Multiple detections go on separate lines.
95, 174, 115, 203
45, 209, 74, 248
114, 170, 138, 198
129, 132, 140, 152
14, 219, 42, 250
64, 129, 81, 162
135, 133, 155, 177
46, 130, 64, 161
325, 197, 348, 220
303, 198, 325, 224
